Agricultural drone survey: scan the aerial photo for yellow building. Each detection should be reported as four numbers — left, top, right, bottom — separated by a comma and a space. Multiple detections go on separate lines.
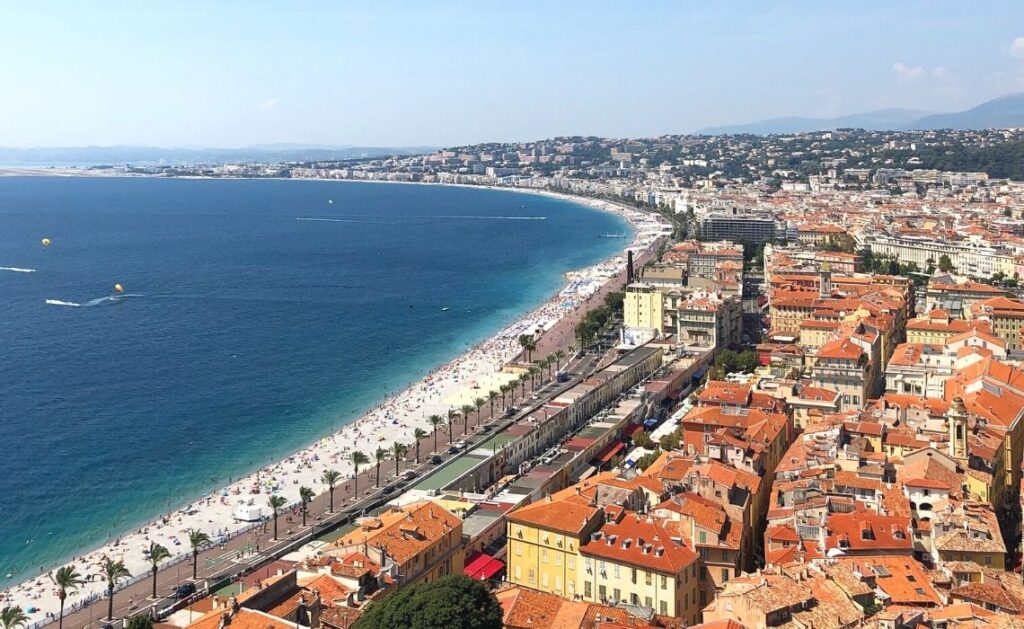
330, 500, 464, 585
506, 483, 703, 624
624, 282, 665, 335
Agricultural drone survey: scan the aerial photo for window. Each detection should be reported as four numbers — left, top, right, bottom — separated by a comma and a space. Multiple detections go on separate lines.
631, 567, 637, 584
645, 596, 652, 608
541, 573, 548, 588
613, 564, 620, 578
514, 566, 521, 581
599, 585, 606, 601
555, 553, 562, 567
542, 548, 548, 563
585, 581, 592, 597
555, 576, 562, 591
699, 531, 707, 544
631, 593, 639, 605
660, 601, 668, 615
528, 568, 535, 583
568, 556, 575, 569
984, 555, 992, 565
661, 575, 668, 589
515, 544, 522, 557
722, 568, 729, 582
613, 588, 621, 603
645, 572, 652, 586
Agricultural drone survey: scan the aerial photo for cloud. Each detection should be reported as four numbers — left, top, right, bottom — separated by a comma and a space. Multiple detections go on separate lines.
931, 66, 948, 78
258, 98, 278, 109
1012, 37, 1024, 60
892, 62, 924, 79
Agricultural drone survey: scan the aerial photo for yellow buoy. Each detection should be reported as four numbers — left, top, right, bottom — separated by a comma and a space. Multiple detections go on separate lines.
114, 283, 124, 294
41, 238, 51, 247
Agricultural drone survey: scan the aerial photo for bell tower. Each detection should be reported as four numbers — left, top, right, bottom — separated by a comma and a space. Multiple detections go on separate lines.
947, 396, 968, 461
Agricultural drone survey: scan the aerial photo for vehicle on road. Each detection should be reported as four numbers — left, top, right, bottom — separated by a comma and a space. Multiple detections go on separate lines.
175, 583, 197, 599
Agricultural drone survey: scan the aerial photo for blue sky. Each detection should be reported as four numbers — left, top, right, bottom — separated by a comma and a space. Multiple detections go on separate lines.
2, 1, 1023, 147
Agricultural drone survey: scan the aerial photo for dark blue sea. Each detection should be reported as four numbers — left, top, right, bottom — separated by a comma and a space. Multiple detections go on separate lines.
0, 177, 629, 582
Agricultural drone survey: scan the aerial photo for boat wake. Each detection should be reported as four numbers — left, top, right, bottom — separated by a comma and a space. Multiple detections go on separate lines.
45, 294, 143, 308
0, 267, 36, 273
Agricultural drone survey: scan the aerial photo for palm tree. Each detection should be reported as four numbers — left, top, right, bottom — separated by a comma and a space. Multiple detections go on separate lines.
350, 450, 369, 498
446, 409, 457, 444
499, 383, 511, 409
413, 428, 427, 463
101, 558, 131, 621
268, 494, 287, 540
428, 415, 444, 453
392, 441, 408, 475
518, 372, 529, 397
321, 469, 341, 513
487, 390, 498, 418
554, 349, 566, 371
187, 529, 211, 580
518, 334, 535, 362
374, 446, 388, 487
530, 365, 542, 388
51, 565, 84, 629
0, 607, 28, 629
473, 397, 486, 428
143, 542, 171, 600
538, 356, 550, 379
299, 486, 315, 527
460, 404, 475, 435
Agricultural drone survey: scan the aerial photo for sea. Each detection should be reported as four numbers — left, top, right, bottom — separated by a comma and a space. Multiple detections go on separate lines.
0, 177, 630, 583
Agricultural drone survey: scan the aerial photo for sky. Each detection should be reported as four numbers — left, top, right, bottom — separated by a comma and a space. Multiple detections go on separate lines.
1, 1, 1023, 148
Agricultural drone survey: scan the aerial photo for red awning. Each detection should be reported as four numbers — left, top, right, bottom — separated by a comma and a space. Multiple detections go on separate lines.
595, 441, 625, 464
622, 423, 643, 437
464, 552, 505, 580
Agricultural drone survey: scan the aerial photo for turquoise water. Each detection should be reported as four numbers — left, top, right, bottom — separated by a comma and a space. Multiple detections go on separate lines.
0, 177, 630, 582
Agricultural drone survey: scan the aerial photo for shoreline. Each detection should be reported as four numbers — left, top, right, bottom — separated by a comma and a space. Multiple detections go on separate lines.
0, 175, 666, 623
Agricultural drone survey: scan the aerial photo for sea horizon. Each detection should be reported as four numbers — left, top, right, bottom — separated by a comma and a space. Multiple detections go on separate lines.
0, 177, 632, 585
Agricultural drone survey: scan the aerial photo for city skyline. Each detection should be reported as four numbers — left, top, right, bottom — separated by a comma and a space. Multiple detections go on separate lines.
3, 1, 1024, 148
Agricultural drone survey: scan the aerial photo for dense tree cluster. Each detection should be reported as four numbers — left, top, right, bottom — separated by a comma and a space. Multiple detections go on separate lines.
353, 575, 503, 629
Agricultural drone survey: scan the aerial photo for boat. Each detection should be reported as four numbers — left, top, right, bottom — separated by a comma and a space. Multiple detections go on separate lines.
599, 233, 626, 239
442, 307, 450, 311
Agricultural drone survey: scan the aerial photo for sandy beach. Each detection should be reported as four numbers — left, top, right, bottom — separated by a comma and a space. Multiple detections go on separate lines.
0, 182, 667, 625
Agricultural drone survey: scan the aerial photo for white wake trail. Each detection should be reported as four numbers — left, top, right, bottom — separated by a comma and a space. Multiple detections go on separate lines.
0, 267, 36, 273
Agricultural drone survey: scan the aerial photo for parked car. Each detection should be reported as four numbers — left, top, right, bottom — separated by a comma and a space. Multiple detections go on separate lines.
175, 583, 196, 599
429, 454, 443, 464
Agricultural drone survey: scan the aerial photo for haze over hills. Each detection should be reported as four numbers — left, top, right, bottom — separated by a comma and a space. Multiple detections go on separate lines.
0, 144, 437, 166
697, 93, 1024, 135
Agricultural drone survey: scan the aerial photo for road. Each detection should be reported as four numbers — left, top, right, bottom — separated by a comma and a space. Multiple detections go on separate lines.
46, 349, 597, 629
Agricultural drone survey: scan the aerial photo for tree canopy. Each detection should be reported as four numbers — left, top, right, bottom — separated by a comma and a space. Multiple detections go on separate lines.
353, 575, 502, 629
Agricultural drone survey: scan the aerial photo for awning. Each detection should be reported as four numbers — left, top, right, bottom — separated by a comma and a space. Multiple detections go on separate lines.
622, 423, 643, 438
643, 417, 659, 429
595, 441, 625, 464
464, 552, 505, 580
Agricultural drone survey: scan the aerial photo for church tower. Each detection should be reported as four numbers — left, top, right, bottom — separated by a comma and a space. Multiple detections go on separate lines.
818, 263, 832, 299
947, 396, 968, 461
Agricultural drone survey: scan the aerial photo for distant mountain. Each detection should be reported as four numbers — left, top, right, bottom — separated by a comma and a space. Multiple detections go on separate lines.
696, 93, 1024, 135
907, 93, 1024, 130
0, 144, 436, 166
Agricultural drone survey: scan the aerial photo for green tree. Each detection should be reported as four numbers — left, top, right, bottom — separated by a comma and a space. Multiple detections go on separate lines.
374, 446, 388, 487
322, 469, 342, 513
268, 494, 288, 540
428, 415, 444, 453
460, 403, 476, 435
126, 615, 154, 629
659, 429, 682, 451
518, 334, 536, 362
299, 486, 315, 527
143, 542, 171, 599
447, 408, 458, 443
413, 428, 428, 463
51, 565, 84, 629
187, 529, 210, 580
350, 450, 369, 498
938, 254, 955, 273
487, 390, 498, 418
392, 441, 408, 475
633, 430, 655, 449
498, 384, 511, 410
0, 607, 28, 629
101, 558, 132, 621
352, 574, 502, 629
